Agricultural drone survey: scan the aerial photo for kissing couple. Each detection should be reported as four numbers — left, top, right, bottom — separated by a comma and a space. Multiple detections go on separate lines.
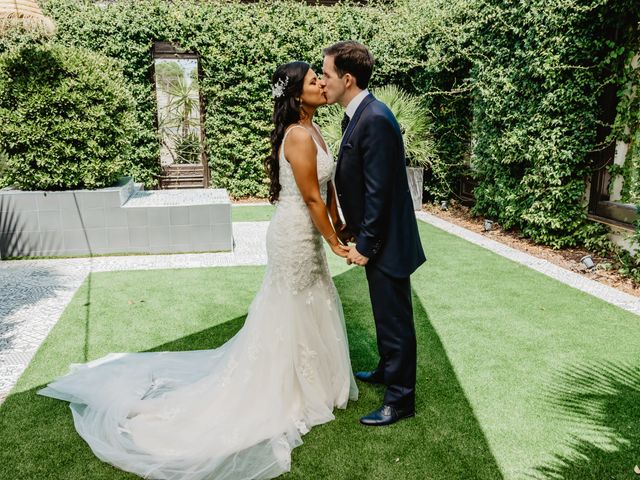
39, 40, 425, 480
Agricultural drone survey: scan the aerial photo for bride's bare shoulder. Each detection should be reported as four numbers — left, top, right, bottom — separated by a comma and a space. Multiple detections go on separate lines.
283, 126, 315, 156
283, 125, 314, 148
284, 125, 312, 142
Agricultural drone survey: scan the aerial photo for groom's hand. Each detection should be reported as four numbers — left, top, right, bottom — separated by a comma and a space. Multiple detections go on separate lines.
346, 246, 369, 266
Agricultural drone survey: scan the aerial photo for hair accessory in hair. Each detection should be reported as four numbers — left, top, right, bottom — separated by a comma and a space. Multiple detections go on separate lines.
272, 76, 289, 99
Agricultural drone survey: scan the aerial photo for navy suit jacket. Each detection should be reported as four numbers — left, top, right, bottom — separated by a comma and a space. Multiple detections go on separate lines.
334, 94, 426, 278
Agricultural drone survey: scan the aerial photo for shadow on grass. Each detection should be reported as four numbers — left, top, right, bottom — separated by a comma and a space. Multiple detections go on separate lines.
532, 361, 640, 480
145, 315, 247, 353
0, 316, 250, 480
0, 267, 503, 479
298, 267, 505, 480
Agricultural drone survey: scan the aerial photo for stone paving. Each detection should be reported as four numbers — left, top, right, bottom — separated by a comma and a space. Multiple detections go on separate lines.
1, 212, 639, 404
124, 188, 230, 207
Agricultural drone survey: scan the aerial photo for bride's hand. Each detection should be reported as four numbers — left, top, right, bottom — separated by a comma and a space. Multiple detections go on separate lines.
330, 243, 350, 258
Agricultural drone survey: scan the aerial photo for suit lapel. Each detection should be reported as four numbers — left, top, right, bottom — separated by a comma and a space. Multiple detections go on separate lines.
337, 94, 375, 167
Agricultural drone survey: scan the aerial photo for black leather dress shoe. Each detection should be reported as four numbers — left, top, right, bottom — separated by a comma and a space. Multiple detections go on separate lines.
354, 371, 385, 385
359, 404, 415, 426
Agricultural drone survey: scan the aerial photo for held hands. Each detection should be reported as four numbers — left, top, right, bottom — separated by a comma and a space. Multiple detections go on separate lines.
327, 223, 369, 266
345, 245, 369, 266
330, 242, 351, 258
328, 241, 367, 265
325, 224, 367, 264
325, 231, 350, 258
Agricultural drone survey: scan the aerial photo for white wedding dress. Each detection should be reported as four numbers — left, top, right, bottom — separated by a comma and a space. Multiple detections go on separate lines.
38, 125, 358, 480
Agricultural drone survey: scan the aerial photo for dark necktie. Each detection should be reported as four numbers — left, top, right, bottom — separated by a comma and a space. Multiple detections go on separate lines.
341, 113, 350, 135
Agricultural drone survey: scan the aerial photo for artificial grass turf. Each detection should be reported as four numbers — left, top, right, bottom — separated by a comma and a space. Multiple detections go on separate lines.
1, 219, 638, 479
231, 204, 275, 222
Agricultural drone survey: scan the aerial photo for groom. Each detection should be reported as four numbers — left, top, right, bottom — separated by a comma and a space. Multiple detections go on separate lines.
321, 41, 426, 426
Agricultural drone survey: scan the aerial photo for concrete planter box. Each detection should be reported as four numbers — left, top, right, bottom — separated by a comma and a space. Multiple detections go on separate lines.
0, 178, 232, 259
406, 167, 424, 211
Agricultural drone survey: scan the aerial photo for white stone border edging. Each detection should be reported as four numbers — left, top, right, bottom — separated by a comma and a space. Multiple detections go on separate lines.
416, 211, 640, 316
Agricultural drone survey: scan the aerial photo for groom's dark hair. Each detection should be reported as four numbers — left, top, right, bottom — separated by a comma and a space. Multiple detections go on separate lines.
323, 41, 374, 89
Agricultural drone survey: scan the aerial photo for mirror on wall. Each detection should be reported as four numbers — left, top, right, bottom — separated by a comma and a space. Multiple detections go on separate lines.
154, 58, 204, 167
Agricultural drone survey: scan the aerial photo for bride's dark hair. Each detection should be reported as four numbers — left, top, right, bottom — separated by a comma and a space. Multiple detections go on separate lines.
266, 61, 310, 203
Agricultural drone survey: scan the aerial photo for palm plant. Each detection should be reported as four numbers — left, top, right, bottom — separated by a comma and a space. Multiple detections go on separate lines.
315, 104, 343, 156
174, 131, 201, 164
156, 61, 203, 164
316, 85, 438, 168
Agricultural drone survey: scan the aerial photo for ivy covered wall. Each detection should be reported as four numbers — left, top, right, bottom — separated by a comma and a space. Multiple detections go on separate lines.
1, 0, 639, 252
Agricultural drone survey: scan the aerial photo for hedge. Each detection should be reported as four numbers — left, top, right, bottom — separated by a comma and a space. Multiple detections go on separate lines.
2, 0, 639, 253
0, 43, 136, 190
468, 0, 640, 248
30, 0, 465, 198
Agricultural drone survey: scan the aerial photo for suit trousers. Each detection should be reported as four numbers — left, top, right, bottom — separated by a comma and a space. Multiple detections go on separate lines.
365, 264, 417, 410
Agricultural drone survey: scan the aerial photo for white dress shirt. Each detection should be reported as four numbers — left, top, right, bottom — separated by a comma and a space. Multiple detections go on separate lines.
345, 89, 370, 119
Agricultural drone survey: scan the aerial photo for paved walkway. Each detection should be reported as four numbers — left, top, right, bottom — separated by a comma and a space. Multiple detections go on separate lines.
1, 213, 639, 403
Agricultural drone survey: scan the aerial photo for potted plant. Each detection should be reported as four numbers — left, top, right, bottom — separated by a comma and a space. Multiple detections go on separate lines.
317, 85, 438, 210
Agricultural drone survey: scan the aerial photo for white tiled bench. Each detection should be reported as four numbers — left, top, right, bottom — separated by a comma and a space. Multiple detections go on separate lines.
0, 178, 232, 258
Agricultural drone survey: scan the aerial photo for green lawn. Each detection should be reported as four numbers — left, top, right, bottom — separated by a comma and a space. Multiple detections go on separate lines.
1, 219, 638, 479
232, 204, 275, 222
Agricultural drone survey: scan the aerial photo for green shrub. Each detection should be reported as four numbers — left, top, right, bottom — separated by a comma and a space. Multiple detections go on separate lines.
0, 44, 137, 190
37, 0, 467, 198
317, 84, 438, 168
610, 44, 640, 204
469, 0, 640, 248
14, 0, 635, 257
0, 24, 49, 56
0, 149, 7, 177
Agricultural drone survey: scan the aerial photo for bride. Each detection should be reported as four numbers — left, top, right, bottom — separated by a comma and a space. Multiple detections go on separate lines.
38, 61, 359, 480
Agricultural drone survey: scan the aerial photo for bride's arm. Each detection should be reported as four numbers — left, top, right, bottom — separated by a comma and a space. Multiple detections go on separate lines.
312, 123, 341, 228
284, 128, 348, 258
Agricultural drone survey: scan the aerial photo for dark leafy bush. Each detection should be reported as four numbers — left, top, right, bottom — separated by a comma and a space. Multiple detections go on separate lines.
39, 0, 465, 198
469, 0, 640, 248
3, 0, 637, 257
0, 43, 136, 190
610, 43, 640, 204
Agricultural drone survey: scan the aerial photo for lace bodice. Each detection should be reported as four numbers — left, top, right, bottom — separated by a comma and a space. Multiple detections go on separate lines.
277, 125, 334, 202
266, 124, 335, 293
